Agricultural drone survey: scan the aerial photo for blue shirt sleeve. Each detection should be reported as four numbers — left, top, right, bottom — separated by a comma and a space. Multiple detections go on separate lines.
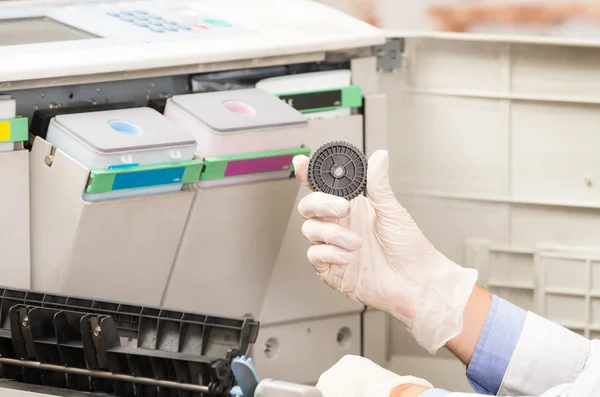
466, 295, 527, 395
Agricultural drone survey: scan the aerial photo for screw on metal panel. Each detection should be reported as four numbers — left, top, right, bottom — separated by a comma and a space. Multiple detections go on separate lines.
93, 326, 102, 337
21, 317, 29, 327
263, 343, 271, 353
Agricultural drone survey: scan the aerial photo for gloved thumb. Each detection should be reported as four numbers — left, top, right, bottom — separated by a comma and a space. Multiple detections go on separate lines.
292, 155, 312, 190
366, 150, 405, 220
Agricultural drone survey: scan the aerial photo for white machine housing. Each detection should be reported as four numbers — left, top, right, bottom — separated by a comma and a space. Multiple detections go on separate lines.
1, 1, 387, 389
6, 0, 600, 394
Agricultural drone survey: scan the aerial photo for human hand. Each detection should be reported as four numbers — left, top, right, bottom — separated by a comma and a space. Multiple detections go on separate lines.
292, 150, 478, 353
316, 355, 432, 397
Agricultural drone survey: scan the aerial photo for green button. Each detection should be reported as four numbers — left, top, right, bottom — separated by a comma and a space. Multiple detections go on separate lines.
203, 18, 231, 27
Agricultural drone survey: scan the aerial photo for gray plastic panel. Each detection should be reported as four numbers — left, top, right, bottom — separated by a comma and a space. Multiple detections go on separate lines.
8, 75, 189, 121
52, 107, 196, 153
169, 88, 307, 133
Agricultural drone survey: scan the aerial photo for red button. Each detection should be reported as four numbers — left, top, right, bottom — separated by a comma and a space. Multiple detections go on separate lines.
191, 24, 208, 29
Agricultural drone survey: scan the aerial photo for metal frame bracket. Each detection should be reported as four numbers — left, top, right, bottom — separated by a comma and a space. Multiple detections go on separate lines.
374, 38, 404, 71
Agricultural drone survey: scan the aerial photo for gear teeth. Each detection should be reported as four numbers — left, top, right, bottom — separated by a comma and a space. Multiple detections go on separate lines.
231, 355, 259, 397
232, 355, 255, 369
308, 141, 367, 200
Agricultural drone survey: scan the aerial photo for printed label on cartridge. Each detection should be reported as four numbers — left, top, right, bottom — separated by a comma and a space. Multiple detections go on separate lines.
112, 167, 186, 190
0, 117, 28, 142
279, 91, 342, 112
0, 121, 9, 142
276, 85, 362, 114
224, 154, 294, 177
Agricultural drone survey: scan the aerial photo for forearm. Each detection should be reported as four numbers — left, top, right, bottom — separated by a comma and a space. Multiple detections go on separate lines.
385, 283, 593, 397
450, 283, 528, 394
389, 285, 493, 397
424, 283, 589, 396
445, 284, 492, 366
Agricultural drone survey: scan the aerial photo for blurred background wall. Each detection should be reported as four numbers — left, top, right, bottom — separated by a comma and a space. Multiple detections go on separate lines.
316, 0, 600, 35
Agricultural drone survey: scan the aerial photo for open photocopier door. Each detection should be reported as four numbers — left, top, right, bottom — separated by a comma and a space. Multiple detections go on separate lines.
0, 287, 260, 397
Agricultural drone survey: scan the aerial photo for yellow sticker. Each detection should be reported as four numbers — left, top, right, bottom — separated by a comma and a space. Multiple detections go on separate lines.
0, 121, 10, 142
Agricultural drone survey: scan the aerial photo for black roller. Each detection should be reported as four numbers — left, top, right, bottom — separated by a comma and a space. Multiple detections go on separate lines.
308, 141, 367, 200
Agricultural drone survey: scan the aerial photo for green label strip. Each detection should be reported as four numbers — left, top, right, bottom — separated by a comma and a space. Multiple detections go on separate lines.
87, 159, 204, 194
201, 147, 311, 181
0, 117, 28, 143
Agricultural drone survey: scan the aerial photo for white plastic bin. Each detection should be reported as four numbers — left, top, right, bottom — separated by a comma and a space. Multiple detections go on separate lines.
255, 70, 363, 120
30, 107, 201, 305
0, 95, 19, 152
164, 88, 308, 187
0, 94, 30, 289
46, 107, 198, 201
162, 88, 312, 316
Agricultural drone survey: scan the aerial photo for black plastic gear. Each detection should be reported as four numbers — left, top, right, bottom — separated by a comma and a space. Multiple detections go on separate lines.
308, 141, 367, 200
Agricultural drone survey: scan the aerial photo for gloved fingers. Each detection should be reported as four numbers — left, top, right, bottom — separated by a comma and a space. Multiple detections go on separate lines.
316, 355, 432, 397
315, 375, 345, 397
314, 382, 338, 397
302, 218, 363, 252
365, 149, 398, 208
365, 150, 414, 223
307, 244, 354, 269
307, 244, 354, 290
298, 192, 350, 220
292, 155, 312, 190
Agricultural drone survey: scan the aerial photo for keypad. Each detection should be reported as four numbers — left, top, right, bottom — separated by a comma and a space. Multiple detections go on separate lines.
105, 7, 233, 33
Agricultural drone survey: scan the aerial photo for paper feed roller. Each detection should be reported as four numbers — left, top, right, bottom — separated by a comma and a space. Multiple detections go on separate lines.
0, 287, 259, 397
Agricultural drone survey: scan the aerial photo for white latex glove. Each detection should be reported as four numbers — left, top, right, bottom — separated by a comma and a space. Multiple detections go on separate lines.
292, 150, 478, 353
316, 355, 432, 397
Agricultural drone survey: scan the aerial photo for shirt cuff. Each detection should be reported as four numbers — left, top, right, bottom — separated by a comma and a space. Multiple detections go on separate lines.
497, 312, 590, 396
466, 295, 527, 395
419, 389, 452, 397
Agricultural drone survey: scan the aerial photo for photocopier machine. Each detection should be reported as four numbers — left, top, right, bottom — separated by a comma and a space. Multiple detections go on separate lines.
0, 0, 407, 396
